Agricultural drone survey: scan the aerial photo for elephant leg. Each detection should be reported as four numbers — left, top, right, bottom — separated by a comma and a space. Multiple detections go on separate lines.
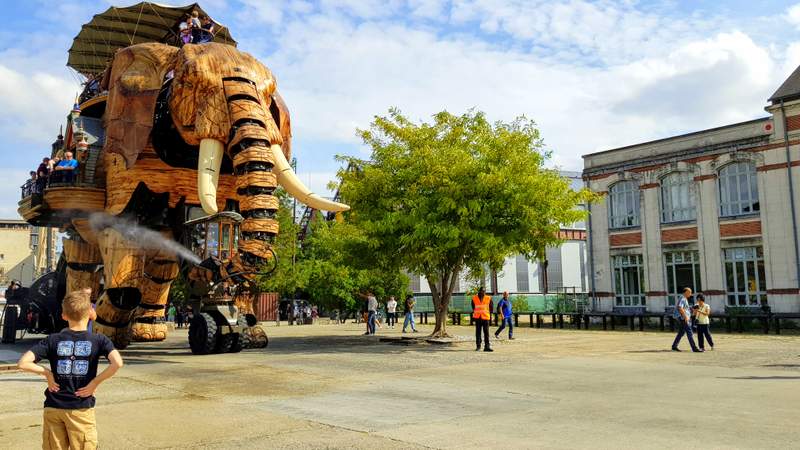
129, 253, 179, 342
93, 227, 147, 348
62, 237, 102, 301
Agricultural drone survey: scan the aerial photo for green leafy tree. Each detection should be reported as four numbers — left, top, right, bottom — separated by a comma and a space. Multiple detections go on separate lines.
339, 109, 594, 337
302, 214, 408, 313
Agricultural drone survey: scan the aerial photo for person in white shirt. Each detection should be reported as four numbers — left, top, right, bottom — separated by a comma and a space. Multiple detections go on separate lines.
695, 294, 714, 351
386, 296, 398, 328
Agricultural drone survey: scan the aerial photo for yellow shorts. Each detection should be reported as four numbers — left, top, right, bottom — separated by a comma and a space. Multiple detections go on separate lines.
42, 407, 97, 450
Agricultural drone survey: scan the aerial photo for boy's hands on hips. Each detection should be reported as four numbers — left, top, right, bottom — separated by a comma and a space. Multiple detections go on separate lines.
76, 380, 99, 398
44, 371, 59, 393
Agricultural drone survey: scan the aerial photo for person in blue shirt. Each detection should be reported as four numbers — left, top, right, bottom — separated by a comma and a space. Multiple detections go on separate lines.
494, 291, 514, 340
54, 151, 79, 183
672, 287, 700, 352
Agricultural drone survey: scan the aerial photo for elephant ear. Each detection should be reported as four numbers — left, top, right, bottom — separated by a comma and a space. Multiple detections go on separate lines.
104, 43, 179, 168
270, 90, 292, 161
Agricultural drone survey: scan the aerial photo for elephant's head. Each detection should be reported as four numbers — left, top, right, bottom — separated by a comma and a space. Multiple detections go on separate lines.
102, 42, 348, 266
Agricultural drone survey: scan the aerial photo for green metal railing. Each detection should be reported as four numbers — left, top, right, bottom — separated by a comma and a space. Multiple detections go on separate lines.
411, 291, 590, 313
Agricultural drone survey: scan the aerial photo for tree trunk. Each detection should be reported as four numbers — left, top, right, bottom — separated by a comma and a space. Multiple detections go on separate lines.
430, 292, 451, 337
428, 268, 460, 338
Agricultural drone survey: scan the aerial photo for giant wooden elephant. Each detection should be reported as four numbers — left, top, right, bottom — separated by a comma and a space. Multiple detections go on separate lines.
61, 42, 347, 349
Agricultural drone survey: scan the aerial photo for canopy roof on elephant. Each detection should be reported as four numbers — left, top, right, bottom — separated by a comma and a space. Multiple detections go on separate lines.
67, 2, 236, 77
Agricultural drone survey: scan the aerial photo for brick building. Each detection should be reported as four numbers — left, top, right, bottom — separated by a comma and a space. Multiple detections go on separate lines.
583, 67, 800, 313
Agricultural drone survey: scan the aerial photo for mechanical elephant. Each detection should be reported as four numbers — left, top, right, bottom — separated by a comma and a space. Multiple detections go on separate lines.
64, 42, 347, 348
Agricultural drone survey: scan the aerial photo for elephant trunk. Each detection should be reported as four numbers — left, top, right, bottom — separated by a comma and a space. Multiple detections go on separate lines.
224, 78, 280, 267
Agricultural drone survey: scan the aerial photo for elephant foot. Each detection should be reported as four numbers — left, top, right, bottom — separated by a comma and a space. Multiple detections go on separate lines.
244, 325, 268, 348
130, 320, 167, 342
92, 322, 131, 349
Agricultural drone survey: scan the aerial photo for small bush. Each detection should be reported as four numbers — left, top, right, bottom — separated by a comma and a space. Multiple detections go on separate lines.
511, 296, 529, 313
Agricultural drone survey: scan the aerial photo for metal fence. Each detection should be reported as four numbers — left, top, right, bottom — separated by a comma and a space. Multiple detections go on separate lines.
412, 288, 589, 313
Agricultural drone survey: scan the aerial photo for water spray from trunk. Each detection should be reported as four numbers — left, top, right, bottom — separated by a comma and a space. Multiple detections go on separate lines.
88, 213, 201, 264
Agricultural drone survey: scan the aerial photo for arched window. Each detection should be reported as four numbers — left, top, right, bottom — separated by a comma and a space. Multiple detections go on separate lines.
718, 162, 759, 217
608, 181, 640, 228
660, 172, 696, 223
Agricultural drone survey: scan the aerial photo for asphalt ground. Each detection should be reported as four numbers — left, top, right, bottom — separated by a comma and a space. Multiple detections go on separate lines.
1, 322, 799, 449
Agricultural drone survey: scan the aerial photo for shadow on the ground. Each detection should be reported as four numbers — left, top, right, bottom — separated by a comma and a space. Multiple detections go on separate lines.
717, 375, 800, 380
117, 333, 458, 360
625, 349, 673, 353
119, 356, 185, 365
761, 364, 800, 369
263, 333, 458, 356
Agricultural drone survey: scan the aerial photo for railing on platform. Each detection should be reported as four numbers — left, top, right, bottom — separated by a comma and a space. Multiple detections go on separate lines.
19, 147, 104, 200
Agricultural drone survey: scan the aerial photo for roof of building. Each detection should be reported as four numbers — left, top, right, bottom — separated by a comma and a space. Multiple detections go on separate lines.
582, 117, 771, 176
582, 117, 770, 159
0, 219, 29, 225
769, 65, 800, 103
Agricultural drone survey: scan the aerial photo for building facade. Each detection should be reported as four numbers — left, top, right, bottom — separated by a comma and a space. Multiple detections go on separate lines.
409, 172, 588, 296
583, 68, 800, 313
0, 220, 37, 286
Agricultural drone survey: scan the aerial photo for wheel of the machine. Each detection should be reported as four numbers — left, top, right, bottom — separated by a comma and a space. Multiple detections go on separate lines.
216, 332, 236, 353
189, 312, 218, 355
228, 333, 243, 353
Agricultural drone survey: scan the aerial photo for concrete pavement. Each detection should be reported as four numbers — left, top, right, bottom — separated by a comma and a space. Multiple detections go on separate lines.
1, 323, 799, 449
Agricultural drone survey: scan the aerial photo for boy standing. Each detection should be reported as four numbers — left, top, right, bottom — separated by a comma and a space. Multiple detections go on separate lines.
695, 294, 714, 351
17, 290, 123, 449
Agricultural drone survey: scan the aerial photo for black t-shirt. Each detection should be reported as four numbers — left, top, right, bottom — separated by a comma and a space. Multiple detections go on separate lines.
31, 328, 115, 409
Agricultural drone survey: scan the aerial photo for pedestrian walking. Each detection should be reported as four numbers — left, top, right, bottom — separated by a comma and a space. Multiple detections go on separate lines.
386, 296, 398, 328
167, 303, 176, 323
358, 292, 378, 335
472, 287, 493, 352
402, 295, 418, 333
672, 287, 700, 352
695, 294, 714, 351
494, 291, 514, 340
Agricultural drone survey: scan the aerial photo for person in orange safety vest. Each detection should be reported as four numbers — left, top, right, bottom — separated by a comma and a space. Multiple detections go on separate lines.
472, 287, 494, 352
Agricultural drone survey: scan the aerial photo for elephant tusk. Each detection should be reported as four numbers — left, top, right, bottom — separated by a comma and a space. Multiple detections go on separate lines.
270, 144, 350, 212
198, 138, 224, 215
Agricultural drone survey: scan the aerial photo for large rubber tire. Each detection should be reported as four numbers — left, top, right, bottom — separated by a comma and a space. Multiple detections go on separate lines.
189, 313, 218, 355
217, 333, 236, 353
228, 333, 243, 353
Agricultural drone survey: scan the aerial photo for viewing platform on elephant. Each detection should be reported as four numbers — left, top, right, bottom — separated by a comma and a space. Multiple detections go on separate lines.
18, 110, 106, 227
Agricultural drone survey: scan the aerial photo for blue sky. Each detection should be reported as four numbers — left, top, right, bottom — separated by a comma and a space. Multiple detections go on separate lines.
3, 0, 800, 218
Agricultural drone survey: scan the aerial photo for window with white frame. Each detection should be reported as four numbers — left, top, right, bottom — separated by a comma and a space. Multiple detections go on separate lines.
612, 255, 645, 307
608, 181, 640, 228
515, 255, 529, 292
718, 162, 759, 217
723, 247, 767, 306
660, 172, 696, 223
664, 251, 701, 305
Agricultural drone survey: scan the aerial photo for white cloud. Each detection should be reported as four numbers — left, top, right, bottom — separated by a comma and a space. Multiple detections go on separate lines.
788, 3, 800, 27
0, 63, 76, 147
4, 0, 800, 219
251, 9, 795, 171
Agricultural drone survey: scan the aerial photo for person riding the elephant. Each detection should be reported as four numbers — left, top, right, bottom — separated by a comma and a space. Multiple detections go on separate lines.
53, 151, 79, 183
